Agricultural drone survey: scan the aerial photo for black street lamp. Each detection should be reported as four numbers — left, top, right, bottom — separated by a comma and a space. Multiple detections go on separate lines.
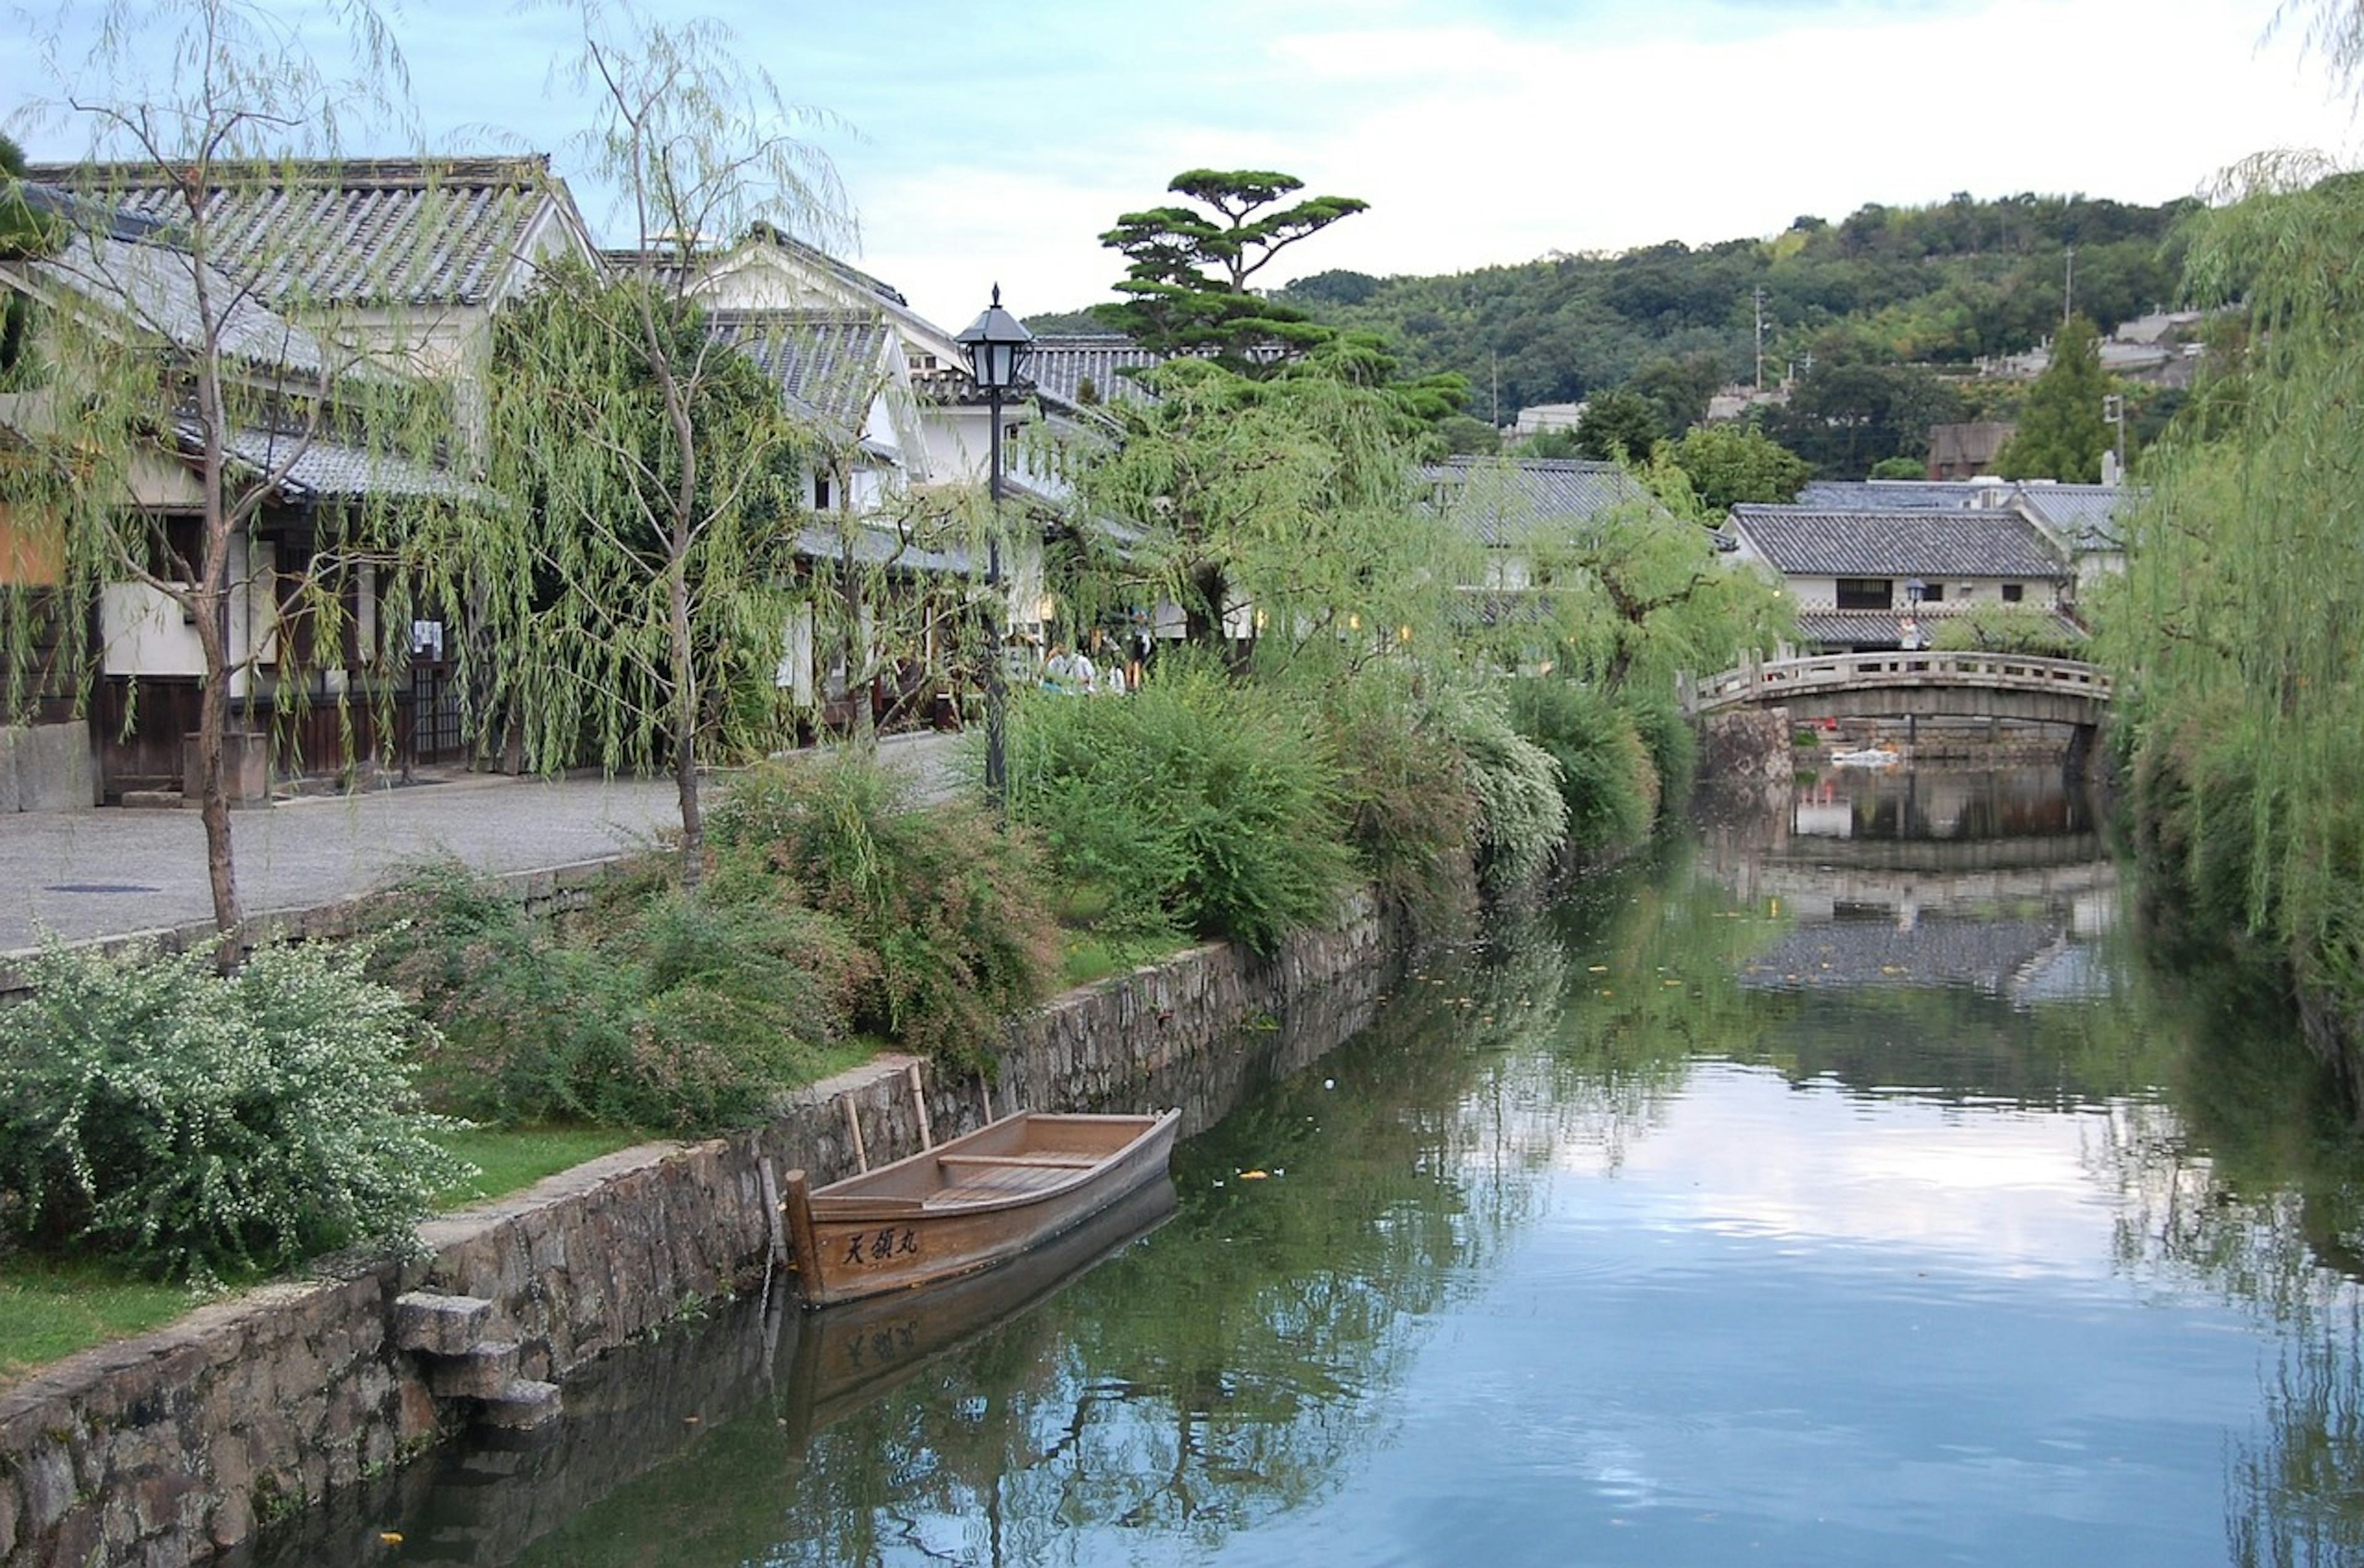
956, 285, 1034, 798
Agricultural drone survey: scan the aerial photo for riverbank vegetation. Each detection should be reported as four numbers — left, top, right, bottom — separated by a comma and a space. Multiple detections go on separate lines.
2105, 155, 2364, 1090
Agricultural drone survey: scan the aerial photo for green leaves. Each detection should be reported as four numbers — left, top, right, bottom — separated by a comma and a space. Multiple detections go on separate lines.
1996, 313, 2109, 483
0, 941, 467, 1285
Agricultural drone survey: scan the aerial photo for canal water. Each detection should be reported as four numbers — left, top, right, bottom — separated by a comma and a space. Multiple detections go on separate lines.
255, 766, 2364, 1567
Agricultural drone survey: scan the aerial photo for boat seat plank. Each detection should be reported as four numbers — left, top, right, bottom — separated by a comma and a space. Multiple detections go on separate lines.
936, 1152, 1103, 1170
927, 1165, 1080, 1207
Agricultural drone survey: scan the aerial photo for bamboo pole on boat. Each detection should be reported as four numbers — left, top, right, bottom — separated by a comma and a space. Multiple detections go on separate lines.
908, 1061, 934, 1149
843, 1096, 869, 1172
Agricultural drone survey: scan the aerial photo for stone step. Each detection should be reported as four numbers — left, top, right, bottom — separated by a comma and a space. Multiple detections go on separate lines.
476, 1378, 563, 1431
424, 1340, 521, 1400
393, 1292, 497, 1357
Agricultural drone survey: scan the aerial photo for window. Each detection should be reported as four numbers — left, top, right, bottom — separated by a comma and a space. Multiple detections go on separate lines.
1835, 578, 1892, 611
147, 515, 204, 583
2001, 582, 2024, 603
1918, 582, 1945, 603
814, 475, 833, 511
909, 352, 938, 372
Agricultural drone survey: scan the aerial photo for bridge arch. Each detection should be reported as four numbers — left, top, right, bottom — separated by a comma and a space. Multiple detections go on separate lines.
1686, 651, 2112, 730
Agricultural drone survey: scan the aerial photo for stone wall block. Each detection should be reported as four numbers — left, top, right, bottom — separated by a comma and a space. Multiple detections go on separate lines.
393, 1293, 496, 1357
20, 1442, 74, 1535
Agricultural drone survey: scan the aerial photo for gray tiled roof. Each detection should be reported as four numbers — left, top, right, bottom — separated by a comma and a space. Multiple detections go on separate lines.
30, 158, 570, 307
707, 310, 894, 440
1796, 480, 1996, 510
1792, 608, 2085, 648
1741, 915, 2060, 992
1023, 335, 1162, 408
1425, 456, 1655, 547
794, 521, 971, 575
2011, 483, 2136, 552
21, 229, 332, 376
185, 422, 476, 502
1729, 505, 2068, 578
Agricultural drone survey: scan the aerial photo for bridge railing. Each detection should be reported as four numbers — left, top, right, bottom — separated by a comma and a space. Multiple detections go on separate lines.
1687, 651, 2112, 714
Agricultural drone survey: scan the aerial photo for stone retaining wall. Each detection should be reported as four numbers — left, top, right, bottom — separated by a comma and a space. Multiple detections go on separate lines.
0, 892, 1394, 1568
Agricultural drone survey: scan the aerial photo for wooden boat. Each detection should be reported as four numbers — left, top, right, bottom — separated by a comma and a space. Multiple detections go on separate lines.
782, 1109, 1182, 1308
781, 1175, 1177, 1452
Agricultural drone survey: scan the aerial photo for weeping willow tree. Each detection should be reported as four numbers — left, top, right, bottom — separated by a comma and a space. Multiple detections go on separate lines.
1061, 351, 1477, 679
1, 0, 454, 947
1451, 448, 1791, 695
2107, 153, 2364, 1069
439, 2, 848, 888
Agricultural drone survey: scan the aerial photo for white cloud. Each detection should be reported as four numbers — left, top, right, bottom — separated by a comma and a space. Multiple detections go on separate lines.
848, 0, 2361, 330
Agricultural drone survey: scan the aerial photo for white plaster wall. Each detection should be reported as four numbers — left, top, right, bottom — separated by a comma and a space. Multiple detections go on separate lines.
98, 537, 276, 693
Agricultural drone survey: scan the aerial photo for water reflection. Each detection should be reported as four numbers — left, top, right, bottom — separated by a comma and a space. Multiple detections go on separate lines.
249, 767, 2364, 1568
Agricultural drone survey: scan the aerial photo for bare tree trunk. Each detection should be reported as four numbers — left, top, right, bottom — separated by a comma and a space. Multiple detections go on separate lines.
191, 272, 244, 962
191, 585, 244, 960
669, 541, 704, 891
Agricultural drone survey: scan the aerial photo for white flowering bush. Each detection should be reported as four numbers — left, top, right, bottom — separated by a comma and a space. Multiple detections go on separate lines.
0, 940, 470, 1284
1428, 682, 1570, 893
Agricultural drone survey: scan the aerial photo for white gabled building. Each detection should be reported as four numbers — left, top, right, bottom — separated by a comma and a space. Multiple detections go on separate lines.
1724, 502, 2078, 654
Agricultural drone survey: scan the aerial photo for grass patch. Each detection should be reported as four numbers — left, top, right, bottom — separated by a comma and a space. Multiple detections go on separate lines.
430, 1125, 652, 1207
0, 1256, 199, 1386
1061, 930, 1193, 989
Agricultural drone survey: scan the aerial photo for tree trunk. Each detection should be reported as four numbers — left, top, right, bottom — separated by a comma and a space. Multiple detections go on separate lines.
1183, 562, 1229, 651
669, 553, 704, 891
190, 577, 244, 964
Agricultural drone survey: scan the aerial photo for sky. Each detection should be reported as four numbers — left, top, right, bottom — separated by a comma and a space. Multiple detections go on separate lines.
6, 0, 2360, 332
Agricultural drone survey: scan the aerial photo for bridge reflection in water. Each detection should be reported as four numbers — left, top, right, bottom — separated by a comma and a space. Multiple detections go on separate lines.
1699, 765, 2113, 1005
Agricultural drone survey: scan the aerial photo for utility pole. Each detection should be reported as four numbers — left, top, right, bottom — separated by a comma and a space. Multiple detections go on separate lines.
1754, 285, 1766, 392
1490, 347, 1500, 427
2064, 244, 2075, 324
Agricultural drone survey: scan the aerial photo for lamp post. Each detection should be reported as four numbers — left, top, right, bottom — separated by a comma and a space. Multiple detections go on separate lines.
956, 285, 1034, 798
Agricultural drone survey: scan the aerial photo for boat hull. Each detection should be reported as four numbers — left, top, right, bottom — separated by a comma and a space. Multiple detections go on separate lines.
785, 1110, 1181, 1308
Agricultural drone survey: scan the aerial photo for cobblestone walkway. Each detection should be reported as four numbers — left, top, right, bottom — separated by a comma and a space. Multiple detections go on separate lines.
0, 731, 966, 954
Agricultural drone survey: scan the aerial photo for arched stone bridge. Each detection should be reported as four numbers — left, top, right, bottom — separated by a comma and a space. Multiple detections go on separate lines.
1685, 651, 2112, 729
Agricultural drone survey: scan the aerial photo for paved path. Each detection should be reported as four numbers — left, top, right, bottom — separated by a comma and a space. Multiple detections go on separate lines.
0, 731, 967, 954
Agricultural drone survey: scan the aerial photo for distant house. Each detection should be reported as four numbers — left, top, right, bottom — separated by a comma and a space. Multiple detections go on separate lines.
1423, 456, 1671, 657
1791, 476, 2134, 606
1927, 422, 2014, 480
1724, 503, 2075, 653
1798, 479, 1998, 511
2001, 481, 2134, 596
1510, 402, 1586, 437
1425, 456, 1656, 587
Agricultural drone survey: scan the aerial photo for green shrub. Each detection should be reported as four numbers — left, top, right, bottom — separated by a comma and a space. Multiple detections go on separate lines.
709, 751, 1059, 1066
1423, 680, 1568, 894
1310, 667, 1480, 926
371, 860, 864, 1132
1929, 603, 2085, 659
1004, 659, 1359, 954
1617, 688, 1696, 809
0, 941, 467, 1285
1508, 676, 1658, 859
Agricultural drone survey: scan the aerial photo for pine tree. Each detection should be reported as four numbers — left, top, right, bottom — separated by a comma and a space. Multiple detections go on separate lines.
1999, 313, 2109, 482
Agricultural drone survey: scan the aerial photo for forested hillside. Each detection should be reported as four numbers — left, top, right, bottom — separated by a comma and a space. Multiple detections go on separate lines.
1032, 193, 2195, 422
